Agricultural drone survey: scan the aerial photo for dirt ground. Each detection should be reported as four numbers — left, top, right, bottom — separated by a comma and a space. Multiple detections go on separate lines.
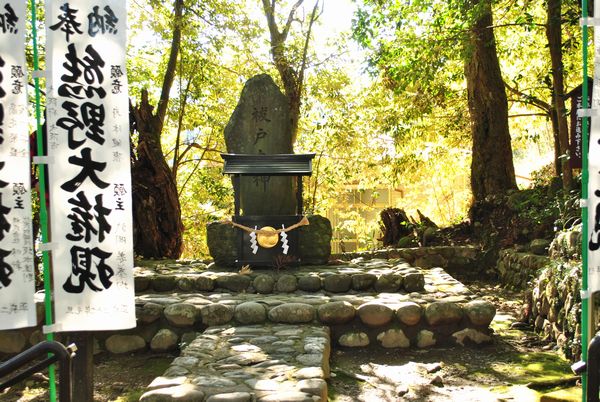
0, 279, 577, 402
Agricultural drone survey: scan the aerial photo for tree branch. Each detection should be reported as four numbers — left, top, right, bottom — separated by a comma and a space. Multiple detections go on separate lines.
282, 0, 305, 41
156, 0, 183, 129
504, 81, 552, 113
298, 1, 320, 96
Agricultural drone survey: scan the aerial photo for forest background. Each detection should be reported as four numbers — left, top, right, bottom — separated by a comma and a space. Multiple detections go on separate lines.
30, 0, 585, 259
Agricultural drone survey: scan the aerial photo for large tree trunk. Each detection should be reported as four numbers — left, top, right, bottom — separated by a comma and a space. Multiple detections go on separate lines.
131, 92, 184, 258
465, 0, 517, 203
130, 0, 184, 258
546, 0, 573, 190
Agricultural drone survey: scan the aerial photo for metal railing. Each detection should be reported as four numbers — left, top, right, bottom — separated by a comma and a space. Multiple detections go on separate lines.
0, 341, 77, 402
574, 333, 600, 402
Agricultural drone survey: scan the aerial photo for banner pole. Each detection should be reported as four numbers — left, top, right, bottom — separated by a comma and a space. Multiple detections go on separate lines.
581, 0, 590, 399
30, 1, 57, 401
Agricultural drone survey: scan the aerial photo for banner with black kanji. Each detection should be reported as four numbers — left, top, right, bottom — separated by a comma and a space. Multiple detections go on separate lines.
588, 15, 600, 293
0, 1, 36, 330
45, 0, 135, 331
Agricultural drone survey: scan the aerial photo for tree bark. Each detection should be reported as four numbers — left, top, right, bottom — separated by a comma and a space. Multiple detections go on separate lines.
130, 0, 184, 258
464, 0, 517, 203
546, 0, 573, 190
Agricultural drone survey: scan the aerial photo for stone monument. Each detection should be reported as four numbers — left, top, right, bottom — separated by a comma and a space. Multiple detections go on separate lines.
223, 73, 296, 215
207, 74, 332, 266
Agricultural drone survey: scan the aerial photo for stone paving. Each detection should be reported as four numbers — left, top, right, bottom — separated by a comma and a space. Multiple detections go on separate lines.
140, 324, 330, 402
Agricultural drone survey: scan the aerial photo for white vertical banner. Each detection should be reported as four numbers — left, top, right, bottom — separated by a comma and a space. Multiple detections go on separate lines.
45, 0, 135, 331
588, 18, 600, 293
0, 1, 36, 330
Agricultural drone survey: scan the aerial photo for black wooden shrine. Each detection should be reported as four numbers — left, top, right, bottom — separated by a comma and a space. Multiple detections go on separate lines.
221, 153, 315, 267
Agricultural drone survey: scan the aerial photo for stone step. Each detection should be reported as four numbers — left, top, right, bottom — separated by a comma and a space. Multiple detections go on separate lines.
539, 386, 581, 402
140, 323, 330, 402
134, 258, 473, 296
0, 262, 495, 356
129, 288, 496, 353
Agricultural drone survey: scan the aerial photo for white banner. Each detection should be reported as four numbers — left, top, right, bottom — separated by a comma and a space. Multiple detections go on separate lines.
0, 1, 36, 330
588, 19, 600, 293
45, 0, 135, 331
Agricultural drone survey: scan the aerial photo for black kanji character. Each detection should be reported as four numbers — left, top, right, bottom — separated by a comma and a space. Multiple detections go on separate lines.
61, 147, 109, 192
0, 163, 9, 188
88, 5, 118, 37
111, 79, 122, 94
81, 102, 105, 145
62, 246, 113, 293
254, 128, 268, 144
0, 55, 5, 99
66, 191, 112, 243
110, 65, 123, 79
0, 194, 11, 242
57, 101, 85, 149
10, 66, 23, 79
252, 106, 270, 123
12, 183, 26, 196
0, 248, 12, 288
49, 3, 83, 42
61, 44, 105, 85
0, 4, 18, 35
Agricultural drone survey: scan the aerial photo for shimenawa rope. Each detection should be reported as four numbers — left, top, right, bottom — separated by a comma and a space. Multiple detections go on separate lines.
220, 216, 309, 234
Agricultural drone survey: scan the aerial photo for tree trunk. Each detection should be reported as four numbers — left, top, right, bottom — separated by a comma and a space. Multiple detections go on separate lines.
464, 0, 517, 203
130, 0, 184, 259
550, 108, 561, 177
546, 0, 573, 190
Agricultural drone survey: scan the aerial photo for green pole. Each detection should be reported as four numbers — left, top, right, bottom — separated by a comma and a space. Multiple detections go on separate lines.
30, 1, 57, 401
581, 0, 590, 399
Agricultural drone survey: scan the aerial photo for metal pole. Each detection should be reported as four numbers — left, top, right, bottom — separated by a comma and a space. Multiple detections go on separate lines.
30, 1, 57, 401
581, 0, 591, 399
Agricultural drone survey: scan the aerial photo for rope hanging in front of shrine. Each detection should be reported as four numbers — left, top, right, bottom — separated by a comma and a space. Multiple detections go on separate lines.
220, 216, 309, 255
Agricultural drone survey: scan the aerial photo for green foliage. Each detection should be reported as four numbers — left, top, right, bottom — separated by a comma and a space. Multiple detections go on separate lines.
121, 0, 583, 255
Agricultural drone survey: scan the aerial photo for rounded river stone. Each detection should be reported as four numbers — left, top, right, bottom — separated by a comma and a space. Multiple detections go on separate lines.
357, 303, 394, 327
164, 303, 199, 327
268, 303, 315, 323
322, 274, 352, 293
425, 302, 463, 326
253, 274, 275, 294
235, 301, 267, 324
297, 275, 322, 291
396, 301, 423, 326
317, 301, 355, 324
464, 300, 496, 326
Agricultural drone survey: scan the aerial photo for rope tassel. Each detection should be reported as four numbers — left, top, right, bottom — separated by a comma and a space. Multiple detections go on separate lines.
250, 226, 258, 254
281, 225, 289, 254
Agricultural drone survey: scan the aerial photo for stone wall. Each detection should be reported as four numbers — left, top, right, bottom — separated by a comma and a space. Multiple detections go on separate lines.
496, 250, 549, 290
549, 223, 582, 260
497, 225, 584, 361
0, 296, 496, 358
333, 246, 481, 275
522, 261, 582, 360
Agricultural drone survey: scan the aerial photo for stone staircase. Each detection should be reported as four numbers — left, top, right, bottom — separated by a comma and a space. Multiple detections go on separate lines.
0, 251, 497, 401
131, 256, 496, 401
